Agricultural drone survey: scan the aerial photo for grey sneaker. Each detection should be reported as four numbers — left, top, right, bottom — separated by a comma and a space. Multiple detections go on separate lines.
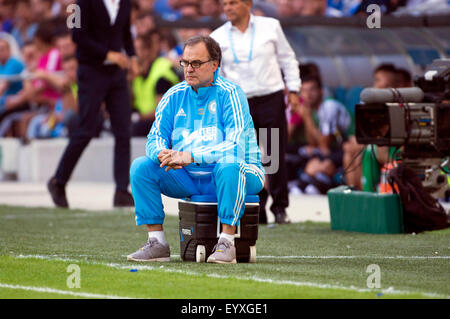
206, 238, 237, 264
127, 238, 171, 262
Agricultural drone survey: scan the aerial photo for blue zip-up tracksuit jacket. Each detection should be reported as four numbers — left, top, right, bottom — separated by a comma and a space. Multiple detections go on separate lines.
130, 71, 265, 226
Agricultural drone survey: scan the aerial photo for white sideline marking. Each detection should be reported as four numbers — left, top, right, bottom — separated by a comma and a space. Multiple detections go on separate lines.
0, 283, 133, 299
145, 254, 450, 260
12, 254, 450, 299
257, 255, 450, 260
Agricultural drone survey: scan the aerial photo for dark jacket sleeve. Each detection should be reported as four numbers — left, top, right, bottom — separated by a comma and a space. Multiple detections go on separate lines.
123, 2, 136, 57
72, 0, 109, 62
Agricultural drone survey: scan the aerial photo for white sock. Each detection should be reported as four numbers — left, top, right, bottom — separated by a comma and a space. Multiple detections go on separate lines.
219, 232, 235, 245
148, 231, 167, 245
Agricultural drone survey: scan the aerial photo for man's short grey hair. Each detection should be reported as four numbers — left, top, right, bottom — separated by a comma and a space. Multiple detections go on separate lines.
183, 35, 222, 65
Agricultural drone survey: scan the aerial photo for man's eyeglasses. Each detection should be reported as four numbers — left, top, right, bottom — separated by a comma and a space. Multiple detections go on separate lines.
179, 59, 212, 69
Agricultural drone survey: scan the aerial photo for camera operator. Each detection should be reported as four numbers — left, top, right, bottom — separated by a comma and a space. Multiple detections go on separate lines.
343, 64, 411, 192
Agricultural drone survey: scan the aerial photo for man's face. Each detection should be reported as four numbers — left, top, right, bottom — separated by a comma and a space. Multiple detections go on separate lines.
134, 38, 146, 60
182, 42, 218, 89
15, 2, 31, 21
56, 35, 76, 59
222, 0, 251, 24
300, 80, 322, 107
201, 0, 221, 16
138, 0, 154, 11
63, 58, 77, 83
135, 16, 155, 36
31, 0, 51, 17
301, 0, 326, 16
276, 0, 293, 17
180, 4, 200, 18
374, 70, 397, 89
134, 38, 158, 63
291, 0, 305, 15
22, 44, 37, 71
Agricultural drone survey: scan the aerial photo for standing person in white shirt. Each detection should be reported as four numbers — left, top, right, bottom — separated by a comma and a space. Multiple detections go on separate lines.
210, 0, 301, 224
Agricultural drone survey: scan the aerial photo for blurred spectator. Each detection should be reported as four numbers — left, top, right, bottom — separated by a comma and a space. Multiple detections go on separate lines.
32, 20, 63, 104
175, 27, 211, 64
373, 63, 397, 89
252, 0, 278, 17
31, 0, 54, 23
58, 54, 78, 114
396, 67, 412, 88
0, 32, 23, 60
327, 0, 362, 16
55, 30, 76, 60
291, 0, 306, 15
0, 41, 37, 135
0, 0, 15, 33
297, 62, 332, 98
11, 0, 38, 48
22, 41, 39, 73
0, 20, 62, 138
48, 0, 77, 18
394, 0, 450, 16
137, 0, 156, 12
360, 65, 409, 193
26, 54, 78, 138
357, 0, 407, 15
300, 0, 344, 16
288, 75, 351, 195
275, 0, 297, 17
130, 0, 140, 37
342, 63, 399, 191
200, 0, 223, 19
135, 11, 157, 37
178, 1, 201, 18
131, 32, 179, 136
15, 19, 63, 138
158, 28, 184, 75
153, 0, 182, 20
0, 38, 25, 115
154, 1, 211, 65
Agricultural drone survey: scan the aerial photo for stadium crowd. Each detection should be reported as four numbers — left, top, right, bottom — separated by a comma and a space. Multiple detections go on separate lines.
0, 0, 444, 197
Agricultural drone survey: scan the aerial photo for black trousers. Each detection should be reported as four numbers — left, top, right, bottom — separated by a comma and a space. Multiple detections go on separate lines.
248, 90, 289, 221
54, 64, 131, 191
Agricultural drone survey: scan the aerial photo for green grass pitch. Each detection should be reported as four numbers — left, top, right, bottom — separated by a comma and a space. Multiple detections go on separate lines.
0, 205, 448, 299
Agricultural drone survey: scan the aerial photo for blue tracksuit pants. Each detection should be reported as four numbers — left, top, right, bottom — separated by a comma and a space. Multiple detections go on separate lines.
130, 156, 264, 227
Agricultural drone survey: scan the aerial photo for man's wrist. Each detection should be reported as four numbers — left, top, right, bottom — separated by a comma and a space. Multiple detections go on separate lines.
187, 151, 195, 164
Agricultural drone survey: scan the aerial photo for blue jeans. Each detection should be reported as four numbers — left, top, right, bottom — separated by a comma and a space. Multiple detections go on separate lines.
130, 156, 264, 227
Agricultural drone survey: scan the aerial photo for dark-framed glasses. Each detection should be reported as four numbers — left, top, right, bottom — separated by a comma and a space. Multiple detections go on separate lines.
179, 59, 212, 69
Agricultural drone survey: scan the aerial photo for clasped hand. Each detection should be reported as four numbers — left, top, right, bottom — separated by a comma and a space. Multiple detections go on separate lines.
158, 149, 193, 172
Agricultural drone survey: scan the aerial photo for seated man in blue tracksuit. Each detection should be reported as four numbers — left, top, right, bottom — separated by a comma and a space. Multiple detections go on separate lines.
127, 35, 264, 264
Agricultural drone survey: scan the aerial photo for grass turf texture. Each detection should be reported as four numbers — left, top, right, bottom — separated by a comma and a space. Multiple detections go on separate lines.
0, 205, 448, 299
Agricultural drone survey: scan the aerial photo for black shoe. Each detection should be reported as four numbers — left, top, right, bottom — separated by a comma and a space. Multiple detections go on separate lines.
114, 190, 134, 207
275, 211, 291, 224
47, 177, 68, 208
